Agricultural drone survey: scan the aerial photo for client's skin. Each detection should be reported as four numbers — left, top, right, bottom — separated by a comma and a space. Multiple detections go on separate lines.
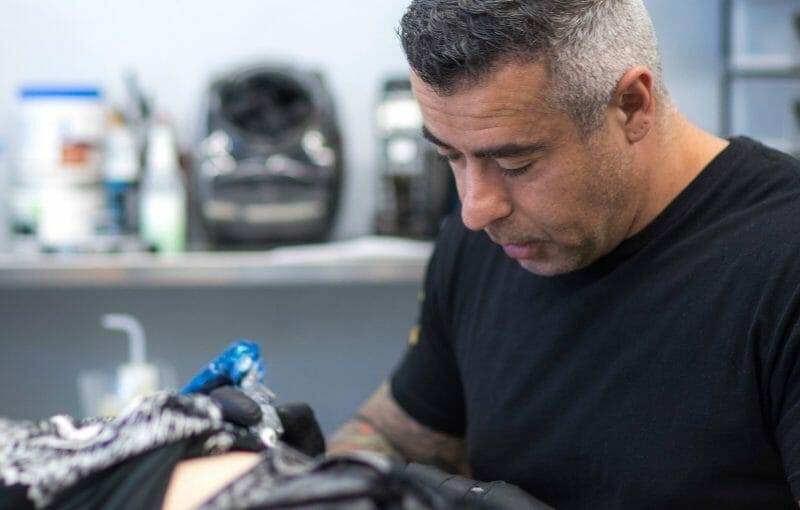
161, 452, 262, 510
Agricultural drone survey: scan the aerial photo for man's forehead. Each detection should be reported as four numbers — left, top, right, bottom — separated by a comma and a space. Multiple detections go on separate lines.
409, 70, 559, 155
409, 63, 553, 121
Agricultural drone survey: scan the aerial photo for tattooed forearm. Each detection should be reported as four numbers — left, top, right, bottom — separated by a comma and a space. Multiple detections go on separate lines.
327, 415, 403, 459
327, 382, 470, 476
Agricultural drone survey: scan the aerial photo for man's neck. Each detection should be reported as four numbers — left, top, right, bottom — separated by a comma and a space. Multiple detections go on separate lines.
626, 111, 729, 238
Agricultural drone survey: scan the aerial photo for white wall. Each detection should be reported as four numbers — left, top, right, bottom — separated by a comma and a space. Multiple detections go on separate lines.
0, 0, 722, 242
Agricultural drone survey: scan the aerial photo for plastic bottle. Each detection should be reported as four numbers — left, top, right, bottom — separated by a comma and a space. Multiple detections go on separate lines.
139, 120, 186, 253
103, 111, 139, 240
15, 86, 107, 251
102, 314, 160, 406
78, 313, 162, 417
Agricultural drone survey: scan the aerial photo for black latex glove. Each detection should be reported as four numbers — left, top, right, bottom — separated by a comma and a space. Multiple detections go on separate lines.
275, 402, 326, 458
207, 387, 325, 458
209, 385, 263, 427
405, 463, 554, 510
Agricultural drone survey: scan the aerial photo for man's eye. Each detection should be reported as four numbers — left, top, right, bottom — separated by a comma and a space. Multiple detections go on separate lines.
498, 164, 531, 177
439, 153, 462, 165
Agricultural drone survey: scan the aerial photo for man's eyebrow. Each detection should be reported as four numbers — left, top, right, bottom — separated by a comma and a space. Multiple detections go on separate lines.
422, 125, 450, 149
422, 125, 548, 159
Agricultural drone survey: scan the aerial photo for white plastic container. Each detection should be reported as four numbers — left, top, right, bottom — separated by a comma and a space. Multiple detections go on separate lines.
77, 314, 176, 418
37, 181, 105, 249
15, 86, 106, 182
11, 87, 107, 246
139, 121, 187, 253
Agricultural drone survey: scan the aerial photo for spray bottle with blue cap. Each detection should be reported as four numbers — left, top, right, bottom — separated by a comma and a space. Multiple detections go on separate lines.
77, 313, 171, 417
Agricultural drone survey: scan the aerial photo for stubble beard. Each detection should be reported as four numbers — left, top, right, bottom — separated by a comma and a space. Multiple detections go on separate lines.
488, 138, 634, 277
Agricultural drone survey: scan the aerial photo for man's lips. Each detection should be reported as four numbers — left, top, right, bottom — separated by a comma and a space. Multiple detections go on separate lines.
501, 242, 541, 259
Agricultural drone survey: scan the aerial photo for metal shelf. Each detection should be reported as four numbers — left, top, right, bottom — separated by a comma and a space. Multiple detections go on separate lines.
0, 237, 433, 288
728, 55, 800, 77
727, 65, 800, 79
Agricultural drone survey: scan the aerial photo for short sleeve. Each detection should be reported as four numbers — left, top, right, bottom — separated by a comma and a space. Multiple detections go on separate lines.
390, 217, 466, 436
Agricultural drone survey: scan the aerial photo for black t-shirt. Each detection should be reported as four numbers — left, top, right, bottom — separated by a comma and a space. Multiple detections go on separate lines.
391, 137, 800, 509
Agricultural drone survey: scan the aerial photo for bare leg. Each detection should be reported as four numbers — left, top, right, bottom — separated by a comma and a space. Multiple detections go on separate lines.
161, 452, 262, 510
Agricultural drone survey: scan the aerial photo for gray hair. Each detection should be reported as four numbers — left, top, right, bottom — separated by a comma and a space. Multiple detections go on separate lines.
399, 0, 668, 135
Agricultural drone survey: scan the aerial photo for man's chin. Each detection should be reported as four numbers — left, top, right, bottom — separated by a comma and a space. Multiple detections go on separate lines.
516, 258, 567, 276
514, 254, 587, 276
492, 236, 592, 276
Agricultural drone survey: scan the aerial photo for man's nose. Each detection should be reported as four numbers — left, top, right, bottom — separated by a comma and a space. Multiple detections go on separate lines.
459, 164, 512, 231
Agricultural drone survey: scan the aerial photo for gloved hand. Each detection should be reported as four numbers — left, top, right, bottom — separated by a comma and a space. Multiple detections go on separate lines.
404, 463, 554, 510
182, 340, 325, 457
275, 401, 326, 458
208, 385, 263, 428
207, 386, 325, 457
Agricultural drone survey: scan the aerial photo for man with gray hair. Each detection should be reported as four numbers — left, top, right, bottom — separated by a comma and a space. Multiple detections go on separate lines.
330, 1, 800, 508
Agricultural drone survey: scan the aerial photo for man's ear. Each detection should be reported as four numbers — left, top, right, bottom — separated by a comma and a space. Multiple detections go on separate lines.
613, 66, 656, 144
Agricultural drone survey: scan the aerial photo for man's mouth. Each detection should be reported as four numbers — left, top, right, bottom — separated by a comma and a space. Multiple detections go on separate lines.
501, 242, 542, 260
